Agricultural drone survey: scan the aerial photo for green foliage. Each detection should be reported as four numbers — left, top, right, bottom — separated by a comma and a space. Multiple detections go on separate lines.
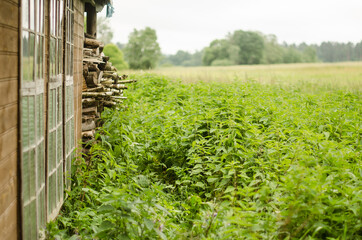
124, 27, 161, 69
229, 30, 265, 64
49, 74, 362, 239
161, 50, 203, 67
103, 44, 129, 70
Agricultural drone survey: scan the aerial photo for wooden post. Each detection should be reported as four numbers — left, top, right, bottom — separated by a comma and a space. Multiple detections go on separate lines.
85, 3, 97, 39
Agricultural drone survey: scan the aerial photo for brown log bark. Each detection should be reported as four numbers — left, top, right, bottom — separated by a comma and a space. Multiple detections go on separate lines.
82, 107, 97, 115
83, 86, 104, 92
82, 98, 98, 108
82, 130, 94, 139
84, 38, 101, 48
118, 79, 137, 84
85, 72, 98, 88
82, 119, 96, 131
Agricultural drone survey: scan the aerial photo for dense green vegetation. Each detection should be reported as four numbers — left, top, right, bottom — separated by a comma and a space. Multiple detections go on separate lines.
49, 74, 361, 239
103, 44, 129, 70
161, 31, 362, 67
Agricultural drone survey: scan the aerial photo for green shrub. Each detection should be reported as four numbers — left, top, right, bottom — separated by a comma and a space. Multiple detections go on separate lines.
103, 43, 129, 70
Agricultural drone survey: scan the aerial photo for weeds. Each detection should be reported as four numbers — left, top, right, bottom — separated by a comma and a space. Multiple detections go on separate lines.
48, 73, 361, 239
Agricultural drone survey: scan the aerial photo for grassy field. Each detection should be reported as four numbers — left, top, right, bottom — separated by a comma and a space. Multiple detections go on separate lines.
125, 62, 362, 92
49, 64, 361, 239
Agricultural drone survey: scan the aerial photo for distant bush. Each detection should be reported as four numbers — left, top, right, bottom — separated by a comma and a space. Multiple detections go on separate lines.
103, 44, 128, 70
211, 59, 234, 66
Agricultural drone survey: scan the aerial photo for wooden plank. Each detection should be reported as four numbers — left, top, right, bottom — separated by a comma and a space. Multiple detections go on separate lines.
0, 200, 17, 240
0, 1, 18, 27
0, 177, 17, 216
0, 103, 17, 135
0, 26, 18, 53
0, 55, 18, 80
0, 151, 17, 191
0, 128, 17, 160
0, 80, 18, 106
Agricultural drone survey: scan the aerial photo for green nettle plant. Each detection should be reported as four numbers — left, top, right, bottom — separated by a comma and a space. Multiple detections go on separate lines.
48, 74, 361, 240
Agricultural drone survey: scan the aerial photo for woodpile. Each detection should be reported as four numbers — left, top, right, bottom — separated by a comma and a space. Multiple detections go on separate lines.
82, 37, 137, 152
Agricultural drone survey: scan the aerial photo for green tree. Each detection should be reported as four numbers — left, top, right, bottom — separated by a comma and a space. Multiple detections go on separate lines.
261, 34, 284, 64
229, 30, 264, 64
124, 27, 161, 69
103, 44, 128, 70
202, 39, 234, 66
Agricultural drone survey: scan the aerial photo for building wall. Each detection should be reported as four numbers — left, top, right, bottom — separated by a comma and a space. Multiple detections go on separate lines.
74, 0, 84, 151
0, 0, 19, 239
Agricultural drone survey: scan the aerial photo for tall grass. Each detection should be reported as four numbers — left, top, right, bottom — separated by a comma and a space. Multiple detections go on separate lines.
124, 62, 362, 92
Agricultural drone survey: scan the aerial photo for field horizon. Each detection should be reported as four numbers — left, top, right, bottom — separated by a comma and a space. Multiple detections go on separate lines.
124, 61, 362, 93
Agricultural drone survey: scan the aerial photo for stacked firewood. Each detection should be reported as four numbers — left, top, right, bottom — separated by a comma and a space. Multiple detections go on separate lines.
82, 37, 136, 150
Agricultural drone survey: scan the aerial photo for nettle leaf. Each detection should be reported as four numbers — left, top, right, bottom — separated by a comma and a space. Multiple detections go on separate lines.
207, 177, 219, 183
97, 205, 115, 213
225, 186, 235, 194
195, 182, 205, 188
98, 220, 115, 232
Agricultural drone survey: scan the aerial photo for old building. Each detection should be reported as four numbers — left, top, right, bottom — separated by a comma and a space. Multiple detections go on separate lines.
0, 0, 113, 238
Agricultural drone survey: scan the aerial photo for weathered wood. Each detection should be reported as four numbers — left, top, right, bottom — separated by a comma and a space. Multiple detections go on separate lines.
83, 58, 104, 64
85, 72, 98, 88
107, 84, 128, 90
82, 130, 95, 139
82, 119, 96, 131
82, 92, 114, 98
84, 38, 101, 48
85, 2, 97, 39
82, 98, 98, 108
103, 101, 117, 107
83, 86, 104, 92
82, 107, 97, 115
111, 96, 128, 100
118, 79, 137, 84
103, 71, 118, 80
100, 79, 114, 85
102, 56, 110, 62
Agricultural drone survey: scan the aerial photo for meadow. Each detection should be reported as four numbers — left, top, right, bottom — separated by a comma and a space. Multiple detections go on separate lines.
49, 63, 361, 239
128, 62, 362, 92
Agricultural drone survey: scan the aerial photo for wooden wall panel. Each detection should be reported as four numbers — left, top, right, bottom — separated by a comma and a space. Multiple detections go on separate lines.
0, 0, 19, 239
73, 1, 84, 153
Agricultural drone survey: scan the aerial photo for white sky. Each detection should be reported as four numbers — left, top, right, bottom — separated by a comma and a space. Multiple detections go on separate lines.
100, 0, 362, 54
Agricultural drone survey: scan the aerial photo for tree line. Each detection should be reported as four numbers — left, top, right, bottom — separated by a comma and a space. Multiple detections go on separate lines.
163, 31, 362, 67
97, 17, 362, 69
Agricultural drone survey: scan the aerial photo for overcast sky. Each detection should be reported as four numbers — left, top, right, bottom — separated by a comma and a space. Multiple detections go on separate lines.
100, 0, 362, 54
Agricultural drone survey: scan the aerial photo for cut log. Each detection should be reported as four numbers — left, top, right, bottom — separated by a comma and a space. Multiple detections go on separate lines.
97, 71, 103, 84
102, 56, 110, 62
84, 38, 101, 48
82, 106, 97, 115
83, 86, 104, 92
82, 119, 96, 131
85, 72, 98, 88
103, 71, 118, 80
82, 92, 114, 98
111, 96, 127, 100
82, 98, 97, 108
82, 130, 95, 139
118, 79, 137, 84
109, 84, 127, 90
103, 101, 117, 107
100, 79, 114, 85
